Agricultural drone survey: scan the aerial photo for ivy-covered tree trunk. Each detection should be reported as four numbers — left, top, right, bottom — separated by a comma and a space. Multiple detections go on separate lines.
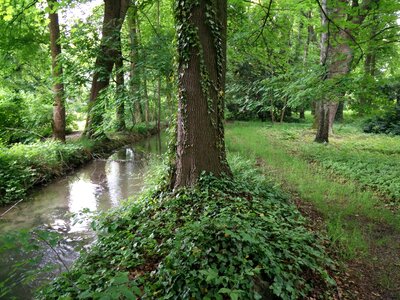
171, 0, 231, 189
48, 0, 66, 142
84, 0, 128, 138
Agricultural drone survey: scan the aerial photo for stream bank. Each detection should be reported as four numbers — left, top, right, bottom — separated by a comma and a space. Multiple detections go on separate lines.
0, 125, 161, 206
0, 132, 166, 299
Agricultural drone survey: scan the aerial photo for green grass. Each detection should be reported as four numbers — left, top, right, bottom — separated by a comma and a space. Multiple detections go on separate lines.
0, 140, 95, 205
225, 120, 400, 258
0, 123, 159, 206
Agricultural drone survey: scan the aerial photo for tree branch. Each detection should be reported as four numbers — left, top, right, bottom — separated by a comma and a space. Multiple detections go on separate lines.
253, 0, 273, 43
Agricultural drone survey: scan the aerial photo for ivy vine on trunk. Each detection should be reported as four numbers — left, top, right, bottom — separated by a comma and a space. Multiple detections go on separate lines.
170, 0, 231, 189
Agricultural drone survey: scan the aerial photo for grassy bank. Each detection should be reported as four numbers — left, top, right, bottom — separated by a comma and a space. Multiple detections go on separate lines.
0, 124, 159, 206
38, 155, 335, 300
225, 120, 400, 298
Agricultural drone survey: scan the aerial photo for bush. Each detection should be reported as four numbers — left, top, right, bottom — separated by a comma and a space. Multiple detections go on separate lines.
39, 155, 335, 300
0, 141, 92, 205
363, 104, 400, 135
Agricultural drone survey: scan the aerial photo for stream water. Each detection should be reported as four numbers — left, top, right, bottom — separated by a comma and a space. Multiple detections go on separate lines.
0, 133, 166, 299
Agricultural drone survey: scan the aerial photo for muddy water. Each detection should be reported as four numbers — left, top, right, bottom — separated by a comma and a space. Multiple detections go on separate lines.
0, 134, 165, 299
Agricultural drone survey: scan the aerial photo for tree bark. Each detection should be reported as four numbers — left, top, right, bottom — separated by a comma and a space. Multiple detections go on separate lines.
156, 0, 161, 132
315, 0, 353, 142
314, 0, 330, 142
115, 37, 125, 131
48, 0, 66, 142
84, 0, 128, 138
171, 0, 231, 189
127, 2, 143, 125
315, 101, 330, 143
335, 101, 344, 121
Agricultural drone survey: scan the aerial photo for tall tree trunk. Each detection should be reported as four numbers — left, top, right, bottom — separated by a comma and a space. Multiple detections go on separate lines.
115, 37, 125, 131
301, 11, 313, 119
315, 0, 377, 142
315, 101, 330, 143
315, 0, 352, 142
157, 76, 161, 130
84, 0, 128, 138
335, 101, 344, 121
156, 0, 162, 131
360, 19, 377, 114
171, 0, 231, 189
127, 3, 142, 125
314, 0, 330, 142
136, 10, 148, 125
48, 0, 65, 142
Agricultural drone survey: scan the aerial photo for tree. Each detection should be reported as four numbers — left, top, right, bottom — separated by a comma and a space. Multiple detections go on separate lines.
84, 0, 129, 138
315, 0, 378, 143
127, 2, 143, 125
48, 0, 66, 142
170, 0, 231, 189
115, 34, 126, 131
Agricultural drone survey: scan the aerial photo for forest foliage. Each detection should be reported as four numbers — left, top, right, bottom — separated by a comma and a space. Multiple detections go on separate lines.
0, 0, 399, 144
38, 155, 335, 300
0, 0, 399, 298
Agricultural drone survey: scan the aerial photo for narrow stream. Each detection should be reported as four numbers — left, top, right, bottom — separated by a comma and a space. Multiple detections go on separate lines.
0, 133, 166, 299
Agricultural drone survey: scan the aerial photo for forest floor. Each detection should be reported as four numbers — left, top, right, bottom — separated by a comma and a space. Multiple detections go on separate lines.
225, 120, 400, 299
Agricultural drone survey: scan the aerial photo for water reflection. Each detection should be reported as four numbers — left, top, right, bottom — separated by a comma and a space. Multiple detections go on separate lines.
0, 133, 167, 299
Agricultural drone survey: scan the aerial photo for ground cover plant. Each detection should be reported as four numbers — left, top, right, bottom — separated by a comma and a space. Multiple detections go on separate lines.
225, 120, 400, 298
262, 120, 400, 207
38, 155, 336, 299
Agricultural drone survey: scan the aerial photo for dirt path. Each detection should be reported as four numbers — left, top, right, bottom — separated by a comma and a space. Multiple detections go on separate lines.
296, 197, 400, 299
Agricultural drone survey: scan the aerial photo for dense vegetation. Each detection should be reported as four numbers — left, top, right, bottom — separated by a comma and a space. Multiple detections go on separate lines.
38, 156, 335, 300
0, 0, 399, 298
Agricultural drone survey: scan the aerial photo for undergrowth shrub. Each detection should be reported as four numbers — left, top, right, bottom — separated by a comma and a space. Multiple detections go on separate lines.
299, 144, 400, 202
0, 141, 92, 205
39, 155, 335, 300
363, 105, 400, 135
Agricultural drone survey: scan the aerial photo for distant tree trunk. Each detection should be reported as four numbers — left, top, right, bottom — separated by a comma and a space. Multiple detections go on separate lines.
327, 102, 339, 134
84, 0, 128, 138
303, 11, 314, 64
127, 3, 142, 125
360, 26, 377, 114
48, 0, 65, 142
138, 14, 149, 126
143, 74, 149, 124
315, 0, 377, 142
115, 39, 125, 131
156, 0, 161, 131
315, 102, 330, 143
315, 0, 352, 142
335, 101, 344, 121
171, 0, 231, 189
301, 11, 313, 119
299, 108, 305, 119
157, 77, 161, 130
165, 72, 174, 117
314, 0, 330, 143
